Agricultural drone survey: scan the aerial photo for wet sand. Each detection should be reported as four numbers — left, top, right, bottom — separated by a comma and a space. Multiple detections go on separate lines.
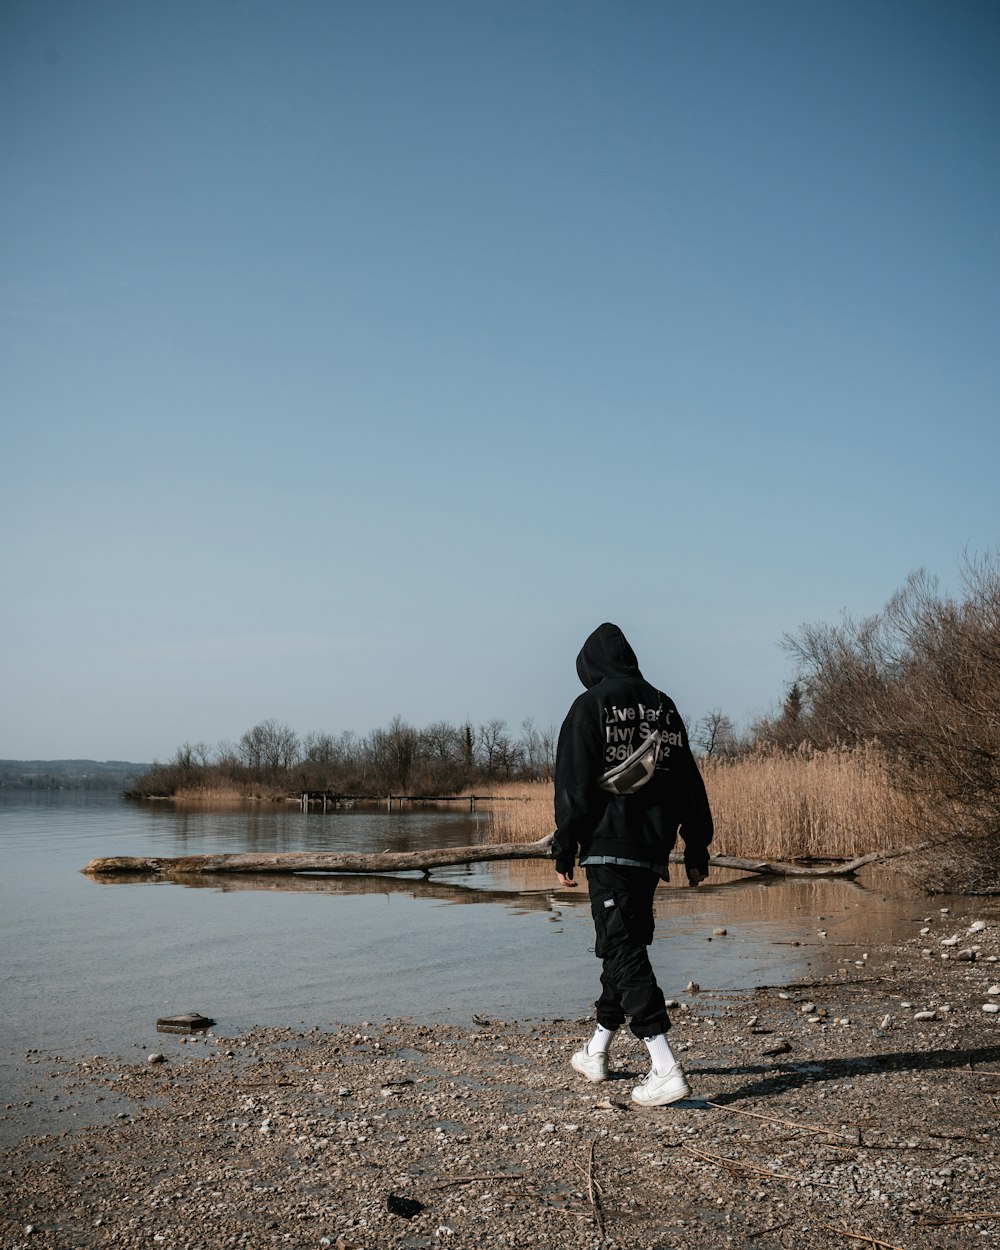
3, 903, 1000, 1250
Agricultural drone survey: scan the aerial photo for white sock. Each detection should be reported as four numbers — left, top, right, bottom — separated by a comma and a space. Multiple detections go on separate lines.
644, 1033, 676, 1075
587, 1025, 615, 1056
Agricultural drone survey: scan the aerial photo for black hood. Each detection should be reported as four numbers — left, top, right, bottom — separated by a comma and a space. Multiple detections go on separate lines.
575, 623, 644, 688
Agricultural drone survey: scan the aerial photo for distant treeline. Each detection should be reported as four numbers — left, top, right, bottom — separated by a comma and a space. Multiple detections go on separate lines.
128, 716, 559, 799
0, 760, 150, 791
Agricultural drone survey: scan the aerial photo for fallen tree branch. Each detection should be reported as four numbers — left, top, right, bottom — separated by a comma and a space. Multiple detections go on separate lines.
702, 840, 940, 877
82, 836, 555, 878
82, 839, 935, 880
81, 841, 926, 879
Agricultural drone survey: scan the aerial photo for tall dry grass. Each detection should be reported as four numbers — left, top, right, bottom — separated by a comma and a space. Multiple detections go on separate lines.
486, 744, 919, 861
700, 743, 919, 859
155, 784, 288, 804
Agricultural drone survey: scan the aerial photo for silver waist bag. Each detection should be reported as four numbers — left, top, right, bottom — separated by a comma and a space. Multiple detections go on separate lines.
597, 732, 663, 796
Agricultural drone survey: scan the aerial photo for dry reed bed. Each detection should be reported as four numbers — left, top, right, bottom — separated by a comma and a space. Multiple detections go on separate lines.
486, 746, 918, 861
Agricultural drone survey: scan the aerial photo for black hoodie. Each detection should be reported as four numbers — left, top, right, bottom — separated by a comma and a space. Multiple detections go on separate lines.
552, 623, 713, 878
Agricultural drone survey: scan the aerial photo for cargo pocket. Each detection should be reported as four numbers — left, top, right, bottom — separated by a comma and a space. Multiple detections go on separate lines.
592, 892, 654, 956
591, 895, 627, 959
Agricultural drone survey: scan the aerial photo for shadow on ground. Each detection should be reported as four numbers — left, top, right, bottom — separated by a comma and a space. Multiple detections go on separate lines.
694, 1043, 1000, 1105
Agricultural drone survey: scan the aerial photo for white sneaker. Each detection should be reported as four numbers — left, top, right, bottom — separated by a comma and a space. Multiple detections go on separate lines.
570, 1047, 609, 1083
631, 1063, 691, 1106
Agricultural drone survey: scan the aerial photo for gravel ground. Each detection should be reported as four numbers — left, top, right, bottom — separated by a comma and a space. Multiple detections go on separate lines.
3, 906, 1000, 1250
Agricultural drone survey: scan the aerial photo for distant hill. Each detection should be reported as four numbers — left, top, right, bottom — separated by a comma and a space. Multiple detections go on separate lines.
0, 759, 150, 790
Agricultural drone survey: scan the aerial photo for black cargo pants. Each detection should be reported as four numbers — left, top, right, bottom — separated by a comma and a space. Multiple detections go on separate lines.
585, 863, 670, 1038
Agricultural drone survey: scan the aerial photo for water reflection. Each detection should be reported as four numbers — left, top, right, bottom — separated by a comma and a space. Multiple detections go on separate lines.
137, 800, 490, 856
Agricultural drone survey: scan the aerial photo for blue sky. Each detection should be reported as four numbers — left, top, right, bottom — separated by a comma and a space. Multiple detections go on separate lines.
2, 0, 997, 762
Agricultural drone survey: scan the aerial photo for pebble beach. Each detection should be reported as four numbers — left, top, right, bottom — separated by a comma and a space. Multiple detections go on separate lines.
4, 904, 1000, 1250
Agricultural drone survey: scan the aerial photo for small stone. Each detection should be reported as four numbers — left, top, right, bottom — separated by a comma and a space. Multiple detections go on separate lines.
987, 985, 1000, 996
900, 1002, 914, 1009
763, 1038, 792, 1056
920, 927, 931, 935
147, 1053, 167, 1065
800, 1002, 817, 1013
969, 921, 986, 933
914, 1010, 937, 1021
156, 1012, 215, 1034
940, 936, 959, 947
983, 1003, 1000, 1014
686, 981, 700, 993
712, 928, 727, 937
540, 1122, 556, 1133
956, 949, 977, 962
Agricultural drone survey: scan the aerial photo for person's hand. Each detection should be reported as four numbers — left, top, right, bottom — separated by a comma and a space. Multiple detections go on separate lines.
686, 866, 707, 887
556, 869, 578, 888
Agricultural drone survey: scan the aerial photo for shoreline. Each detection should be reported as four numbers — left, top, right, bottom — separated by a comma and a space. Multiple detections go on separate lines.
3, 907, 1000, 1247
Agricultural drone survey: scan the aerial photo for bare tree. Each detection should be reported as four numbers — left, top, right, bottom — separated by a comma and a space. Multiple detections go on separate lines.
694, 709, 738, 758
520, 718, 558, 779
477, 718, 525, 779
239, 719, 300, 781
367, 715, 420, 792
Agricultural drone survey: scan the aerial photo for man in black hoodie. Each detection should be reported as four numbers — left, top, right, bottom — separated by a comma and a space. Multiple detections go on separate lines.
552, 623, 713, 1106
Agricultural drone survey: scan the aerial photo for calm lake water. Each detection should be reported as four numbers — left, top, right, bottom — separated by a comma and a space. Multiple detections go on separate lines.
1, 790, 989, 1143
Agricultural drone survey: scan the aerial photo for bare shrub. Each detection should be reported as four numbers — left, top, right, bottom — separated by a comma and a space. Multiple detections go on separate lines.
783, 552, 1000, 890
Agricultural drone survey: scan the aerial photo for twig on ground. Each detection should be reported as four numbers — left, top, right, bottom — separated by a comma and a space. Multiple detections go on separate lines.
820, 1223, 904, 1249
917, 1211, 1000, 1227
746, 1219, 795, 1239
587, 1139, 606, 1239
427, 1173, 524, 1191
705, 1099, 855, 1139
680, 1143, 839, 1187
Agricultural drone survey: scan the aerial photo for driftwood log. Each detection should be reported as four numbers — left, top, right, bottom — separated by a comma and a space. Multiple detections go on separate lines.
81, 838, 924, 881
